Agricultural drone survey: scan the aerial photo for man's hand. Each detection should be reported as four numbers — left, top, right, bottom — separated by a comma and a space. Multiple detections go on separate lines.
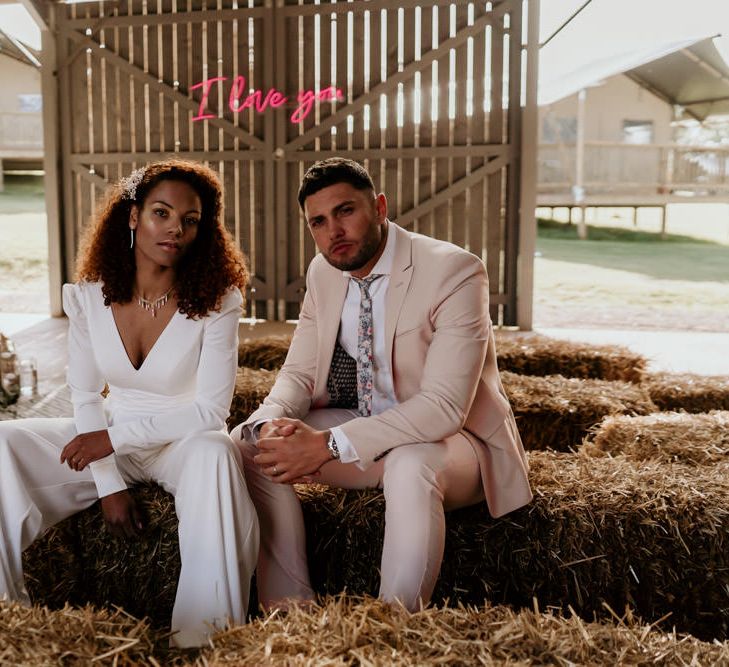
100, 490, 144, 538
255, 418, 332, 484
60, 429, 114, 471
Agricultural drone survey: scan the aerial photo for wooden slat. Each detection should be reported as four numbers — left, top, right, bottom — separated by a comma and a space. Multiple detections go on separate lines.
434, 3, 451, 244
469, 4, 487, 260
486, 10, 504, 324
450, 1, 469, 249
503, 0, 522, 324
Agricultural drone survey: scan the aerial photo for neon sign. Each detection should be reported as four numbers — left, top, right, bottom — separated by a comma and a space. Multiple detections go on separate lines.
191, 76, 345, 124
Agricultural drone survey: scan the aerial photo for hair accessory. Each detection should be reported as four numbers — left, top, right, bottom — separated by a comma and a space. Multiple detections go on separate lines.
136, 286, 173, 318
120, 167, 146, 201
129, 228, 135, 249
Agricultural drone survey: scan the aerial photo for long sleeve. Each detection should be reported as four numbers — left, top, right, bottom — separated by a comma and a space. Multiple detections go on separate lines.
63, 283, 127, 497
106, 288, 242, 454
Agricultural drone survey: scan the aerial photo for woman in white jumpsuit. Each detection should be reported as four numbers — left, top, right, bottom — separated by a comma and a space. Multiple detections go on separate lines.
0, 160, 259, 648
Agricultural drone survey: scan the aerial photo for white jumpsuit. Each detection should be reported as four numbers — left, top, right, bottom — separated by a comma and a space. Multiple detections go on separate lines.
0, 281, 259, 648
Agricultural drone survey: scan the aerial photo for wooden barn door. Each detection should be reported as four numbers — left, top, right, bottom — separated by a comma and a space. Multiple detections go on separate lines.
54, 0, 532, 324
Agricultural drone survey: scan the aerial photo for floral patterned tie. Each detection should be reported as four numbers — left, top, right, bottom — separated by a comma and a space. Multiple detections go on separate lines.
353, 274, 381, 416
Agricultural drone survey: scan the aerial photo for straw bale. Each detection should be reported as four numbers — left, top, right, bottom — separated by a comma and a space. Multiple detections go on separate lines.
199, 595, 729, 666
0, 600, 160, 666
643, 371, 729, 413
501, 371, 656, 451
238, 335, 292, 370
23, 456, 728, 642
583, 410, 729, 465
25, 483, 181, 631
495, 332, 647, 383
22, 514, 84, 611
297, 452, 729, 641
227, 366, 277, 430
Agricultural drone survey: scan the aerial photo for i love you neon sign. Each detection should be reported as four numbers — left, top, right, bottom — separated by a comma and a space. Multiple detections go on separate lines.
191, 76, 345, 124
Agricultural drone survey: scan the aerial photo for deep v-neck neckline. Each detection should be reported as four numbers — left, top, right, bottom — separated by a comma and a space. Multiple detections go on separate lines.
109, 304, 179, 372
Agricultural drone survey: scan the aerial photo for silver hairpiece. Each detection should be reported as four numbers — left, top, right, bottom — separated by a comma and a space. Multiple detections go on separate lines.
120, 167, 147, 201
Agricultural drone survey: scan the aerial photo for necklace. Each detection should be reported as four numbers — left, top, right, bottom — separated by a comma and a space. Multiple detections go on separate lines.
136, 286, 174, 318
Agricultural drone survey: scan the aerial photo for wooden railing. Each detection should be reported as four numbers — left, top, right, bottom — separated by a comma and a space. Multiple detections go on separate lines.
538, 141, 729, 200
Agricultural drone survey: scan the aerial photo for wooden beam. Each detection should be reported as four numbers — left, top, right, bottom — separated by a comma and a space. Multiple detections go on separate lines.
517, 0, 540, 331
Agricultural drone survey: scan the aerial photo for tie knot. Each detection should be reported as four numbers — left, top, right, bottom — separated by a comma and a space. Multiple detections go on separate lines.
352, 274, 381, 296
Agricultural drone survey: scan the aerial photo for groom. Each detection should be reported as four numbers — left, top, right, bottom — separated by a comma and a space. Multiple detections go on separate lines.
231, 158, 532, 610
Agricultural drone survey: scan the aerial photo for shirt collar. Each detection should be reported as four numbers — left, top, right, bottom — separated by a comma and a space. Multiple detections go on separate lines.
343, 220, 395, 279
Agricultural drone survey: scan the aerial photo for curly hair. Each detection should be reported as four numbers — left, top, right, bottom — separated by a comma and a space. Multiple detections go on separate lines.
76, 159, 248, 319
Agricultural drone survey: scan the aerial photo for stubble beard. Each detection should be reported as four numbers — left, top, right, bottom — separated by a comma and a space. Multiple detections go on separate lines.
324, 224, 383, 272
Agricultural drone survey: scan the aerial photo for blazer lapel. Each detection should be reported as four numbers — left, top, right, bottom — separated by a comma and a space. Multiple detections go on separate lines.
385, 224, 414, 370
313, 266, 349, 402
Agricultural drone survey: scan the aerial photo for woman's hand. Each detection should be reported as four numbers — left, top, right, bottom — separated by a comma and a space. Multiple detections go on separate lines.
100, 490, 144, 538
60, 429, 114, 471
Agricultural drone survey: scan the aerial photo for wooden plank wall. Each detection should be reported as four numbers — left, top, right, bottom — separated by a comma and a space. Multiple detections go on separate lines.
56, 0, 528, 325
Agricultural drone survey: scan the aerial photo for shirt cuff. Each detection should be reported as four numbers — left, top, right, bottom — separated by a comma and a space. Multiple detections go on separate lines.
241, 418, 273, 444
89, 454, 127, 498
330, 426, 363, 467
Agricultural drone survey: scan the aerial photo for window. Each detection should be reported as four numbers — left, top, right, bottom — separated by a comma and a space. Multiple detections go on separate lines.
18, 94, 42, 113
622, 120, 653, 145
542, 116, 577, 144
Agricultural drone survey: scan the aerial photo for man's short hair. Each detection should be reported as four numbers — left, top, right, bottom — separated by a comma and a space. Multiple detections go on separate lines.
297, 158, 376, 210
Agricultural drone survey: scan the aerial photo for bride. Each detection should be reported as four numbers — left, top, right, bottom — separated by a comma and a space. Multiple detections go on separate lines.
0, 159, 258, 647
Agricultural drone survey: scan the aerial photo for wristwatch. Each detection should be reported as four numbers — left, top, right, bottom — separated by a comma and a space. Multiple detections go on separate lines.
326, 431, 340, 460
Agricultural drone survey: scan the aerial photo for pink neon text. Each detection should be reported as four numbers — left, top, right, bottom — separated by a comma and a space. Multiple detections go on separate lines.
190, 76, 344, 124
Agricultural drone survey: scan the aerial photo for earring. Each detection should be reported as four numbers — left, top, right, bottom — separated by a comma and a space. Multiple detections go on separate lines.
129, 228, 135, 249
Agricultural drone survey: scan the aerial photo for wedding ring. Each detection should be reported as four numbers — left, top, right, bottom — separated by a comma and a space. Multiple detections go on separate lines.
273, 466, 278, 475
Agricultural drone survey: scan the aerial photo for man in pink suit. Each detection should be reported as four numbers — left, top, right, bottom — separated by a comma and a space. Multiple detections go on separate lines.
231, 158, 532, 611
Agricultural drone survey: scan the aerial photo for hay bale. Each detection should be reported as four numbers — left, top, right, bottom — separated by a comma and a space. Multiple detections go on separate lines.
495, 332, 647, 383
0, 600, 160, 665
502, 371, 656, 451
25, 484, 180, 631
297, 452, 729, 641
227, 366, 277, 430
643, 371, 729, 413
23, 456, 728, 641
583, 411, 729, 465
201, 595, 729, 666
238, 335, 292, 370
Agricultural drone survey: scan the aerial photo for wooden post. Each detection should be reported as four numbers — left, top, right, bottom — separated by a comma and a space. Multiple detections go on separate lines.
517, 0, 539, 331
40, 10, 65, 317
575, 88, 587, 240
660, 204, 667, 240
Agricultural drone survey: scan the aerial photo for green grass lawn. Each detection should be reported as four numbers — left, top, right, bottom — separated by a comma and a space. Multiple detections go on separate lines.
537, 219, 729, 283
534, 219, 729, 331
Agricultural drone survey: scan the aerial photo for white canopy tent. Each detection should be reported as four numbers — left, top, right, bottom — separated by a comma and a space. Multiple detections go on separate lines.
539, 0, 729, 114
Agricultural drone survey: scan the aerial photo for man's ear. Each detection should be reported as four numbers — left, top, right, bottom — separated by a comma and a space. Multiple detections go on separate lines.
129, 204, 139, 230
375, 192, 388, 222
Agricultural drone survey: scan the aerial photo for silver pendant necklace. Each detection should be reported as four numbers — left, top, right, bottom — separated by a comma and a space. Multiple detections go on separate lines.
136, 286, 173, 318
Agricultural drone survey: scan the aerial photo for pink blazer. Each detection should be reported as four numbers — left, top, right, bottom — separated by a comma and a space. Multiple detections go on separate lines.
241, 222, 532, 517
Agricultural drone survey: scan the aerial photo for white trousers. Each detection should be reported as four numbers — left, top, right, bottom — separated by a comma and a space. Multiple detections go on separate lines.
0, 417, 259, 648
239, 408, 485, 612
